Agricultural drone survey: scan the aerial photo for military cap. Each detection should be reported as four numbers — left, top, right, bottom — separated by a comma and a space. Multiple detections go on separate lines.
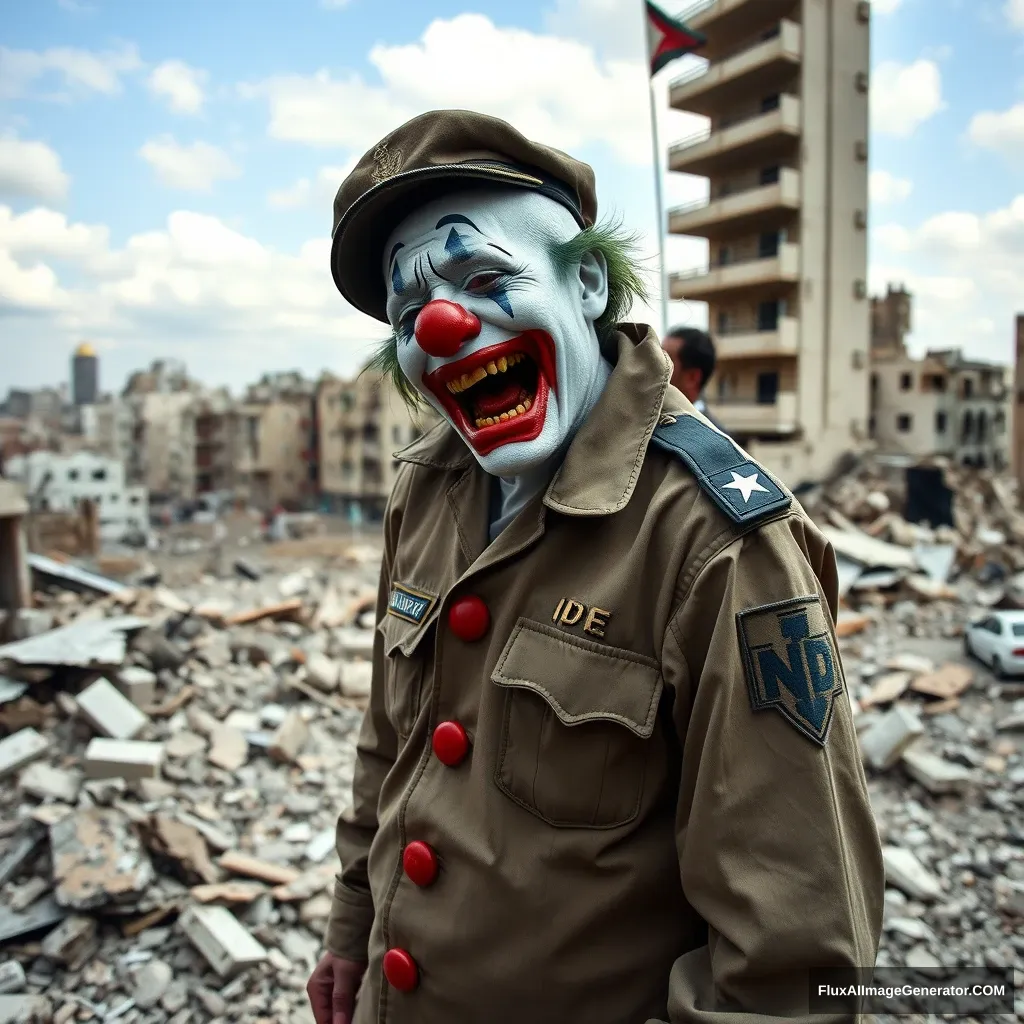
330, 109, 598, 323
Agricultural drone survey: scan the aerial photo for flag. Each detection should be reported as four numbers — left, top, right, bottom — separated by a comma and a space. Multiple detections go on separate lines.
645, 0, 706, 76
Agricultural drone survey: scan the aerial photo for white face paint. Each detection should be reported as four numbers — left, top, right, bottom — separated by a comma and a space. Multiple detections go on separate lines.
382, 188, 610, 478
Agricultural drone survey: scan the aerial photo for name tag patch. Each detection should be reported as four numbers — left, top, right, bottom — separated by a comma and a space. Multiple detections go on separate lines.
388, 583, 436, 625
736, 595, 844, 747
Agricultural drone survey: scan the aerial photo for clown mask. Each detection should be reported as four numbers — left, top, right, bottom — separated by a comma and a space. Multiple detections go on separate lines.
383, 187, 611, 478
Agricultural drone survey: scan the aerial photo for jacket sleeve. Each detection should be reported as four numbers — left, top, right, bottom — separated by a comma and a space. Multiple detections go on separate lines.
323, 507, 402, 961
651, 513, 884, 1023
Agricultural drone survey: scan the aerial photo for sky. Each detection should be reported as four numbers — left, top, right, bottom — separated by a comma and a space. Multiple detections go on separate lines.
0, 0, 1022, 397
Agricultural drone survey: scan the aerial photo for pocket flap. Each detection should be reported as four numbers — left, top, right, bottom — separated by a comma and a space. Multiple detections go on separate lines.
492, 619, 663, 738
377, 607, 438, 658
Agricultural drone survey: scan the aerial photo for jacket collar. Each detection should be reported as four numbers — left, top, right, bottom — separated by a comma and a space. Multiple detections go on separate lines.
394, 323, 672, 515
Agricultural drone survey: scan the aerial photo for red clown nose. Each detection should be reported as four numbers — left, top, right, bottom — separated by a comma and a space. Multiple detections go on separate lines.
414, 300, 481, 357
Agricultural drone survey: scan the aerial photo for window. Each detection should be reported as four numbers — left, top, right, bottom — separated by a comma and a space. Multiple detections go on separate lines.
717, 311, 729, 333
129, 495, 140, 505
761, 94, 780, 113
758, 232, 779, 258
759, 165, 780, 186
870, 372, 878, 394
935, 411, 947, 433
718, 246, 732, 266
962, 378, 974, 398
899, 372, 912, 391
897, 414, 912, 432
757, 301, 779, 331
68, 469, 79, 481
756, 372, 778, 404
91, 468, 106, 481
868, 415, 875, 436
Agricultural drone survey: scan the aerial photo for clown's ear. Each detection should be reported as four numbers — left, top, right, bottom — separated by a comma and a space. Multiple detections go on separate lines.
579, 248, 610, 323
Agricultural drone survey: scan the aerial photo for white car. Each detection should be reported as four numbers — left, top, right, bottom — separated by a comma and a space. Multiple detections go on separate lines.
963, 610, 1024, 678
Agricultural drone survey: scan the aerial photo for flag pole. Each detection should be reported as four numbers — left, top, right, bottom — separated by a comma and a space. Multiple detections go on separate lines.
647, 73, 669, 341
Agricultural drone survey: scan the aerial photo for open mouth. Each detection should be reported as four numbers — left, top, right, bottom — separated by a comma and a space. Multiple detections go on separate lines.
423, 331, 556, 457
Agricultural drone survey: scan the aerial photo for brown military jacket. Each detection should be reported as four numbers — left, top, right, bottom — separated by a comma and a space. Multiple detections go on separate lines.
325, 324, 884, 1024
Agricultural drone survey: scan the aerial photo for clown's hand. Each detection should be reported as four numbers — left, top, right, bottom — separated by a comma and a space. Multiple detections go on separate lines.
306, 952, 366, 1024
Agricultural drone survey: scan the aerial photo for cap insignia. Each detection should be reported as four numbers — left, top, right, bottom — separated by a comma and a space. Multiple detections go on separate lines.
371, 141, 403, 184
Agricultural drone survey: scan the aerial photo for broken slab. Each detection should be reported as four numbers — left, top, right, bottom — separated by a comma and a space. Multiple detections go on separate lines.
339, 660, 372, 698
0, 895, 67, 944
84, 738, 163, 780
207, 725, 248, 772
268, 711, 308, 765
910, 663, 973, 701
226, 598, 303, 627
18, 763, 81, 804
305, 653, 339, 692
0, 616, 148, 670
900, 747, 974, 794
76, 677, 150, 740
143, 815, 220, 885
882, 845, 942, 902
0, 995, 53, 1024
179, 904, 267, 978
861, 671, 912, 709
218, 850, 300, 885
115, 666, 157, 708
190, 880, 267, 904
0, 729, 49, 780
859, 704, 925, 771
0, 824, 45, 887
50, 807, 156, 910
40, 914, 98, 968
0, 963, 25, 995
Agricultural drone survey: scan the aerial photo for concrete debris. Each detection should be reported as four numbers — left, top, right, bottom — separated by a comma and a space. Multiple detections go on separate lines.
3, 502, 1018, 1022
0, 616, 148, 670
0, 729, 49, 780
0, 963, 25, 995
76, 677, 150, 740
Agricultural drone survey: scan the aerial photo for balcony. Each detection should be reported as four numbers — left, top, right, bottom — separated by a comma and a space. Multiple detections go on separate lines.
716, 316, 799, 360
670, 242, 800, 301
711, 392, 798, 435
669, 168, 800, 238
670, 21, 802, 115
669, 95, 800, 176
677, 0, 799, 49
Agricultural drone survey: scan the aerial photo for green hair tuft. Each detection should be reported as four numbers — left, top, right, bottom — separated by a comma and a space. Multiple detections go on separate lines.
547, 218, 652, 343
360, 334, 427, 410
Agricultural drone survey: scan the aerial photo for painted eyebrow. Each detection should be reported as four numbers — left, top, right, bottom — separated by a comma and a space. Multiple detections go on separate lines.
387, 242, 405, 269
435, 214, 481, 232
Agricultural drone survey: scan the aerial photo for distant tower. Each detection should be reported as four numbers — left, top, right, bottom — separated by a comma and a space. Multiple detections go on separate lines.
72, 341, 99, 406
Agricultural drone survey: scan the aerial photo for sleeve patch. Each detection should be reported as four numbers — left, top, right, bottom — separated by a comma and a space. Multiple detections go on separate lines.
736, 595, 844, 746
387, 583, 436, 624
649, 414, 791, 525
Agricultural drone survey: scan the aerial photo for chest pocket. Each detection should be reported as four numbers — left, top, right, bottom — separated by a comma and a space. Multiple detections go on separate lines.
377, 611, 437, 742
491, 618, 663, 829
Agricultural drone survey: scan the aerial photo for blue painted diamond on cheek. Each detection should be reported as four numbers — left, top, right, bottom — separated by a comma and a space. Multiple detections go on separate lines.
484, 286, 513, 318
444, 227, 473, 263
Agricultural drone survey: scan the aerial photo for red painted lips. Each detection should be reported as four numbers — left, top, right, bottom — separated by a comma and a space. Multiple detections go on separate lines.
422, 331, 557, 457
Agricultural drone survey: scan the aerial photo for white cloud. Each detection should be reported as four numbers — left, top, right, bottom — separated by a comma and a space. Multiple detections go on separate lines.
267, 160, 356, 210
243, 13, 670, 166
870, 195, 1024, 362
967, 102, 1024, 163
870, 60, 944, 137
869, 0, 903, 13
0, 203, 381, 388
0, 43, 141, 101
0, 137, 70, 202
139, 137, 241, 191
869, 170, 912, 205
1006, 0, 1024, 29
148, 60, 207, 115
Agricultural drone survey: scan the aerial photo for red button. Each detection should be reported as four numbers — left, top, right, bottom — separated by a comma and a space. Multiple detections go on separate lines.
448, 595, 489, 642
403, 841, 439, 887
382, 948, 418, 992
432, 720, 469, 767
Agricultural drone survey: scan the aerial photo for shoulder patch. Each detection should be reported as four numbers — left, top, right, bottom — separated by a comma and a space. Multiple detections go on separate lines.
387, 583, 436, 624
736, 595, 844, 746
649, 414, 791, 525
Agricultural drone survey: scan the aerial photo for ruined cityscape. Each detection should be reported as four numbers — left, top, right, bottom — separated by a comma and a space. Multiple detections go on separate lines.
1, 0, 1023, 1020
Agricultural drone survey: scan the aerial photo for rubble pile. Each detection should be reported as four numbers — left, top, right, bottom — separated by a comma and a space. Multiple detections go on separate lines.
0, 549, 383, 1024
0, 451, 1022, 1021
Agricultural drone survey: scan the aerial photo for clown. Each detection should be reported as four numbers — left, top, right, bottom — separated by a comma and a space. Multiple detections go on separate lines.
308, 110, 883, 1024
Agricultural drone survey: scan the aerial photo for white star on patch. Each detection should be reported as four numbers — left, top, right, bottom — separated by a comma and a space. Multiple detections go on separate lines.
721, 470, 769, 504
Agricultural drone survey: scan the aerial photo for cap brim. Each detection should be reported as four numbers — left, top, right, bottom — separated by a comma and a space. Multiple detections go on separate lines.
330, 163, 582, 324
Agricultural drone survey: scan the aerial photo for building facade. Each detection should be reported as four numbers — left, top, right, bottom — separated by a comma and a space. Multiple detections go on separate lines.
1012, 314, 1024, 489
870, 349, 1010, 469
194, 389, 243, 499
4, 450, 149, 542
667, 0, 872, 486
317, 370, 438, 519
72, 342, 99, 407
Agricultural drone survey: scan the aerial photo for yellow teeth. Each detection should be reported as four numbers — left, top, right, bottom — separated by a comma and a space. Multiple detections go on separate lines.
446, 352, 527, 395
474, 402, 530, 429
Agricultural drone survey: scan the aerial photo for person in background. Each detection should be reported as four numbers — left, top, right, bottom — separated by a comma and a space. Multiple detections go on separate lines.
662, 325, 724, 430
